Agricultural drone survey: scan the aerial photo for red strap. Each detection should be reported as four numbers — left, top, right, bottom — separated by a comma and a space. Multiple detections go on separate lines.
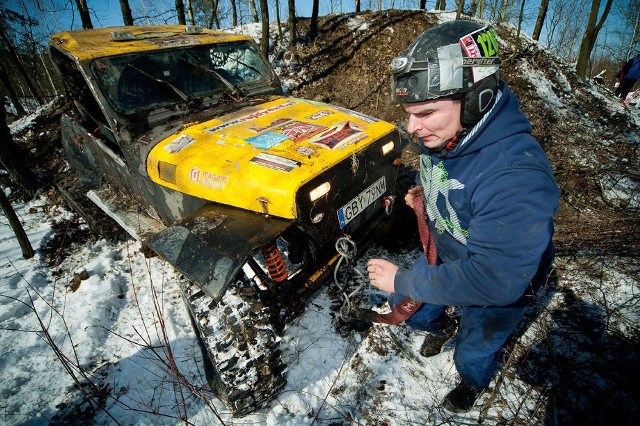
370, 192, 436, 325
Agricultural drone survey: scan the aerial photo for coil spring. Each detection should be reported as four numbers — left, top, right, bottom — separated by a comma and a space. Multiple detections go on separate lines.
261, 242, 288, 282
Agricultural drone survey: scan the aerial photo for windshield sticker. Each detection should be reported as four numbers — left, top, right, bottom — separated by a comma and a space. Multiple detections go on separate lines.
307, 110, 333, 120
150, 37, 201, 48
245, 132, 288, 149
250, 153, 300, 172
164, 134, 195, 153
279, 121, 327, 142
189, 167, 228, 189
204, 101, 296, 133
308, 121, 366, 149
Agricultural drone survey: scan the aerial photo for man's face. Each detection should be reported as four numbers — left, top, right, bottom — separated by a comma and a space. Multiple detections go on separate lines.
403, 98, 463, 149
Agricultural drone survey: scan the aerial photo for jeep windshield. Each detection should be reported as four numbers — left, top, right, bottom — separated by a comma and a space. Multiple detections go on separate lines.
90, 41, 273, 115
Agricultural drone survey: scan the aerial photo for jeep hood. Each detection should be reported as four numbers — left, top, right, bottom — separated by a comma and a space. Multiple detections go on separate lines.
147, 97, 397, 219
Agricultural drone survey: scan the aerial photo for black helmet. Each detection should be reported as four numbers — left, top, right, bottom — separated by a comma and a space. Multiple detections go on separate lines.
391, 20, 501, 128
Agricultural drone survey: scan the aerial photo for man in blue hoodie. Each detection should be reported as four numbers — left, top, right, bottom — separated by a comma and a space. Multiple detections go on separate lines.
615, 54, 640, 100
367, 20, 559, 412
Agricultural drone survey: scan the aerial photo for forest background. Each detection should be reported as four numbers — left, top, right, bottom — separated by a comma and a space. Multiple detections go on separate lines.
1, 0, 639, 122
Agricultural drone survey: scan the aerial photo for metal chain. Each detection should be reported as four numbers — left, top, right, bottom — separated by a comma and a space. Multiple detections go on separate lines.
333, 236, 366, 321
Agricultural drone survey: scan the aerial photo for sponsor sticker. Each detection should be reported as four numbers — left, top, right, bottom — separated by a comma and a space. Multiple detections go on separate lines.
245, 132, 288, 149
306, 110, 333, 120
164, 134, 195, 153
280, 121, 326, 142
250, 153, 300, 172
308, 121, 366, 149
189, 167, 228, 189
205, 101, 296, 133
296, 146, 316, 157
459, 27, 499, 83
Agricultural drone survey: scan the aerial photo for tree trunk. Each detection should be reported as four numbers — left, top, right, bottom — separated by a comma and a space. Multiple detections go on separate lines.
185, 0, 195, 25
532, 0, 549, 41
176, 0, 186, 25
250, 0, 259, 23
0, 188, 34, 259
74, 0, 94, 29
516, 0, 526, 49
275, 0, 283, 41
626, 7, 640, 60
288, 0, 296, 48
0, 102, 39, 201
419, 0, 427, 10
356, 0, 362, 13
119, 0, 134, 25
260, 0, 269, 58
575, 0, 613, 78
310, 0, 319, 41
231, 0, 238, 27
456, 0, 464, 18
0, 26, 45, 106
0, 64, 26, 116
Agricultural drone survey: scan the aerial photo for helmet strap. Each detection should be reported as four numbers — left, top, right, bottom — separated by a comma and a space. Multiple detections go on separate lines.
433, 129, 468, 157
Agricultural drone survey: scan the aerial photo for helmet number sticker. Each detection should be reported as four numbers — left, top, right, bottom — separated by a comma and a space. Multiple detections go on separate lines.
459, 27, 499, 84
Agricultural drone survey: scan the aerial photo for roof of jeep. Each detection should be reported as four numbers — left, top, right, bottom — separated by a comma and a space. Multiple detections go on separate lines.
49, 25, 253, 61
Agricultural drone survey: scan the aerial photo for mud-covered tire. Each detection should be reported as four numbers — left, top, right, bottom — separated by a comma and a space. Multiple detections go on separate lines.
180, 276, 286, 416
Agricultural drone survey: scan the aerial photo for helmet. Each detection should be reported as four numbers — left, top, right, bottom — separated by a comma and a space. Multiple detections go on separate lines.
391, 20, 501, 128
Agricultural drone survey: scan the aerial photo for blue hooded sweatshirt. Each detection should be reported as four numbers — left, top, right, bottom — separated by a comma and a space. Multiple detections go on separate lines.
394, 81, 559, 307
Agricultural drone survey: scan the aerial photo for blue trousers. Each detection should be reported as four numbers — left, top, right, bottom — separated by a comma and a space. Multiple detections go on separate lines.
390, 293, 527, 388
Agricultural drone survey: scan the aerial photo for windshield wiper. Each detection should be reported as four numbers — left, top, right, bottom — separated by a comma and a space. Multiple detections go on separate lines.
125, 63, 192, 103
179, 54, 241, 99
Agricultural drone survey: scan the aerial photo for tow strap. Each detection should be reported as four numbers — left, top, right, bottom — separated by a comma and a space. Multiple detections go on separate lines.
356, 191, 436, 325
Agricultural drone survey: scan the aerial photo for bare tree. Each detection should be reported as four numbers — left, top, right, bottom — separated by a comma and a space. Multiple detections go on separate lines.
186, 0, 196, 24
288, 0, 296, 48
0, 64, 26, 116
420, 0, 427, 10
0, 101, 39, 202
456, 0, 464, 18
231, 0, 238, 26
515, 0, 526, 49
310, 0, 320, 42
176, 0, 187, 25
0, 186, 34, 258
575, 0, 614, 78
249, 0, 259, 23
532, 0, 549, 41
0, 19, 45, 106
259, 0, 269, 57
73, 0, 93, 29
119, 0, 134, 26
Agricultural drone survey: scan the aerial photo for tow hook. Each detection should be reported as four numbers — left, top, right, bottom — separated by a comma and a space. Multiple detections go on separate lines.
384, 195, 395, 215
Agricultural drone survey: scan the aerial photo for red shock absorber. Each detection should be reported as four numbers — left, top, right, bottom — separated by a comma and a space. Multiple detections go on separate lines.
261, 242, 289, 282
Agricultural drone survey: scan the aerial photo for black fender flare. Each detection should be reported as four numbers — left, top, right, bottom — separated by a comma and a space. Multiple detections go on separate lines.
148, 202, 293, 300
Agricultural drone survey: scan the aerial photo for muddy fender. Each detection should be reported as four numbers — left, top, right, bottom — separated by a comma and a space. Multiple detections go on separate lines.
148, 203, 292, 299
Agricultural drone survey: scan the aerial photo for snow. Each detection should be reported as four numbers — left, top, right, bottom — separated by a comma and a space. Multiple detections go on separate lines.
2, 14, 639, 426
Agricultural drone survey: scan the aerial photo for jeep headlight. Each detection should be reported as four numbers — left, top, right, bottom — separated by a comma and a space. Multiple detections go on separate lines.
309, 182, 331, 202
381, 141, 395, 156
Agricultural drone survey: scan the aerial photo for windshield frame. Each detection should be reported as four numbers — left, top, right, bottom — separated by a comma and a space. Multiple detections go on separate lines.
90, 40, 276, 116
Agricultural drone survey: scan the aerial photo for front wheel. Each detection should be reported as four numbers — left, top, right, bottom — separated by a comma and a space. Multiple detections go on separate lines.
179, 273, 286, 416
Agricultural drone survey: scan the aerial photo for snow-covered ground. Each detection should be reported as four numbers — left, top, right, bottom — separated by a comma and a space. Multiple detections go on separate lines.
2, 12, 639, 425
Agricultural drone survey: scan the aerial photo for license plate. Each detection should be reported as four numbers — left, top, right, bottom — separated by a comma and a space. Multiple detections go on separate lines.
337, 176, 386, 228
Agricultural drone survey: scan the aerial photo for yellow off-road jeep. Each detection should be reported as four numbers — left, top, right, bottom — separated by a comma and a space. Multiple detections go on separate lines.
49, 25, 402, 415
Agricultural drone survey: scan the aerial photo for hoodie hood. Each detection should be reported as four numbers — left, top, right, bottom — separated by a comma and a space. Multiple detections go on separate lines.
425, 81, 532, 158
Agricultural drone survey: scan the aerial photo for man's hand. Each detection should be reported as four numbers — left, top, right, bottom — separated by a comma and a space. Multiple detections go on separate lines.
404, 186, 424, 208
367, 259, 399, 293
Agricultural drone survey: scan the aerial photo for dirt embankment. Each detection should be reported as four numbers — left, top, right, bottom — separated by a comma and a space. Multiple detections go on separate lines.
287, 10, 639, 257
